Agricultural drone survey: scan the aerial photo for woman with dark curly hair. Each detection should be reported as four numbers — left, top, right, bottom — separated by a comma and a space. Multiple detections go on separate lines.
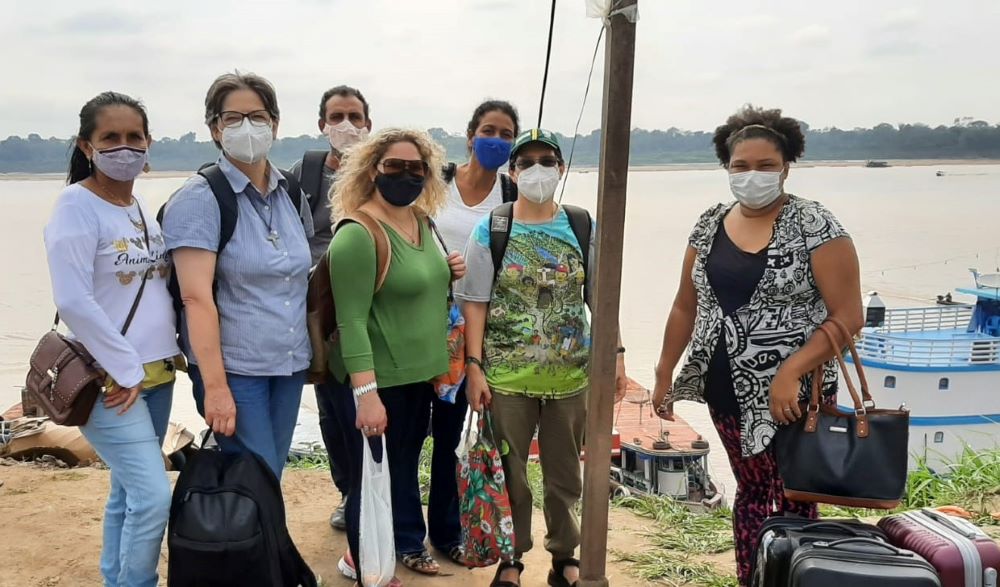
650, 105, 863, 585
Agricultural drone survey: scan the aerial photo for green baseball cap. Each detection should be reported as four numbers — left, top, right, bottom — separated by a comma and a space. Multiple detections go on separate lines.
510, 128, 563, 162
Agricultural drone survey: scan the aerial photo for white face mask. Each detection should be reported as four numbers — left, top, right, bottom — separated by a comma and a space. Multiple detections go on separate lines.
221, 118, 274, 164
517, 165, 561, 204
729, 170, 783, 209
325, 119, 369, 152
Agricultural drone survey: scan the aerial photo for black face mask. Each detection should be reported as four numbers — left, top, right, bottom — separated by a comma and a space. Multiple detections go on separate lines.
375, 172, 425, 207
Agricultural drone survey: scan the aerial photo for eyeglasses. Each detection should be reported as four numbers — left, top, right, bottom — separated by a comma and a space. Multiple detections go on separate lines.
513, 157, 562, 170
216, 110, 273, 129
379, 158, 429, 176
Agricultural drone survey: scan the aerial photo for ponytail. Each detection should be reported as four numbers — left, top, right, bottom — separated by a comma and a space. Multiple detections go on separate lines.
66, 143, 92, 185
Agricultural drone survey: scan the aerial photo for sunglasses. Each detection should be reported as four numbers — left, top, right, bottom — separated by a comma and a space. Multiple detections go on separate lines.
513, 156, 562, 170
379, 158, 429, 176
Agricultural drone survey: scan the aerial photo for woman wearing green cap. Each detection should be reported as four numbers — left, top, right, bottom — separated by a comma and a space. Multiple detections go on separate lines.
457, 128, 628, 587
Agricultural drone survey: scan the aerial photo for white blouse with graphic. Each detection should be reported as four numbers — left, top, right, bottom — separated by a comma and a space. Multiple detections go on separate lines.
43, 183, 179, 389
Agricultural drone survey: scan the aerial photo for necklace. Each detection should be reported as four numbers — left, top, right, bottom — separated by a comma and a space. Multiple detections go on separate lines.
87, 180, 142, 232
382, 211, 419, 244
249, 197, 281, 249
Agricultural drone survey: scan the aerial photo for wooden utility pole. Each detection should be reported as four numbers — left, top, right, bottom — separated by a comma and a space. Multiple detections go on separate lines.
579, 2, 637, 586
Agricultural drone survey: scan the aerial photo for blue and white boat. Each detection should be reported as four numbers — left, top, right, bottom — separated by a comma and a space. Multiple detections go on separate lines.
841, 271, 1000, 471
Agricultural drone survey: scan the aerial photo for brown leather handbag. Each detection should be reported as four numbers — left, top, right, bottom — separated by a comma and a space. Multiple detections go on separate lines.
25, 204, 151, 426
773, 317, 910, 509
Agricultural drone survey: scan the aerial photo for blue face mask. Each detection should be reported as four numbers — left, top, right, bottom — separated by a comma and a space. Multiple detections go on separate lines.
472, 136, 513, 170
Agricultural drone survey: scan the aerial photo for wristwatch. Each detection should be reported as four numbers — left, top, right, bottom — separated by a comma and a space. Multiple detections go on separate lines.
465, 356, 484, 369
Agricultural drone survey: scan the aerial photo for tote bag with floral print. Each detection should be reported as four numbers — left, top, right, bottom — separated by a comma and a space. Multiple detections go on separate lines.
457, 410, 515, 568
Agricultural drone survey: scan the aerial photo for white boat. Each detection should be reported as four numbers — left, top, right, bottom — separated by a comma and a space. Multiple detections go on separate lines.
841, 271, 1000, 472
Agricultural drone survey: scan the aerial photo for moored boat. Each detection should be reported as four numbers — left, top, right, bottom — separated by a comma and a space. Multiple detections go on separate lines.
841, 273, 1000, 471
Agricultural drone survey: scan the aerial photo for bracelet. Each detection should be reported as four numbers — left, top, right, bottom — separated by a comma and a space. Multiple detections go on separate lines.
655, 389, 672, 414
617, 346, 626, 354
465, 356, 483, 369
353, 381, 377, 398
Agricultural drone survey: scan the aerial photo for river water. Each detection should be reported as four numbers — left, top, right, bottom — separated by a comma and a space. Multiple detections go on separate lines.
3, 163, 999, 495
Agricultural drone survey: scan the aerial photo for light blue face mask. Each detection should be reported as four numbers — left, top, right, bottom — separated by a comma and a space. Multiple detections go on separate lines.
90, 144, 148, 181
472, 137, 513, 170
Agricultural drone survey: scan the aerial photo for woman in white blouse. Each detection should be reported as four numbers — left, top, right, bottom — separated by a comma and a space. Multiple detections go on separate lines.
43, 92, 180, 587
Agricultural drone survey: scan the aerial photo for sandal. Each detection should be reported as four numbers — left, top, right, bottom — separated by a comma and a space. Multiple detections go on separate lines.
547, 557, 581, 587
491, 559, 525, 587
400, 551, 440, 576
439, 544, 465, 566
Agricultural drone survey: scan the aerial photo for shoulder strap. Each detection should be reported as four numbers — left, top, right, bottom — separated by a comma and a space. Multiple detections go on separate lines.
335, 209, 392, 292
300, 150, 328, 213
426, 216, 455, 301
562, 204, 593, 303
120, 201, 153, 336
442, 162, 458, 184
197, 164, 239, 254
499, 174, 518, 203
278, 169, 303, 221
488, 202, 515, 286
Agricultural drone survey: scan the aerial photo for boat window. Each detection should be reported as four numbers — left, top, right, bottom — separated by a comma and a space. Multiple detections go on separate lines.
934, 432, 944, 444
884, 376, 896, 389
938, 378, 950, 391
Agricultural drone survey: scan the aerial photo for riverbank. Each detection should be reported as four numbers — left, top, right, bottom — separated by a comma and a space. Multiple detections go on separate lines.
0, 461, 678, 587
1, 158, 997, 180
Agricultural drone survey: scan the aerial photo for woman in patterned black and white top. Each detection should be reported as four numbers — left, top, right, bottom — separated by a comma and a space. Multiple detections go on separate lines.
650, 105, 863, 586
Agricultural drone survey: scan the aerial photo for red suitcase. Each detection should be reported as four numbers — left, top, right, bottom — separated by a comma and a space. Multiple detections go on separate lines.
878, 509, 1000, 587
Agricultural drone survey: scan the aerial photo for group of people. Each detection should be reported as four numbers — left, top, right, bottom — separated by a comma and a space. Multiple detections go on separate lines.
43, 69, 861, 587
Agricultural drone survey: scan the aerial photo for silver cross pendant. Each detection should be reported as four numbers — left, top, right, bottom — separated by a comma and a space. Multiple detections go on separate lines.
266, 231, 280, 249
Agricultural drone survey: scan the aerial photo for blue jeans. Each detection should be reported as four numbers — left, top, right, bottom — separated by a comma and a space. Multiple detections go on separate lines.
332, 378, 433, 565
189, 365, 305, 480
80, 381, 174, 587
428, 383, 467, 551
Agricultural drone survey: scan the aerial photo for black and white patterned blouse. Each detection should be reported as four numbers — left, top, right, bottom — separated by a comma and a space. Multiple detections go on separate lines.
672, 195, 849, 457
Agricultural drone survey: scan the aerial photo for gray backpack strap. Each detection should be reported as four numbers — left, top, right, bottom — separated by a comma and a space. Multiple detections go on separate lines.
300, 150, 328, 213
562, 204, 593, 302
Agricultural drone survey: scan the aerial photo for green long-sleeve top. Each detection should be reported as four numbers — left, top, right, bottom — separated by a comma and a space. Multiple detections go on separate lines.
327, 219, 451, 388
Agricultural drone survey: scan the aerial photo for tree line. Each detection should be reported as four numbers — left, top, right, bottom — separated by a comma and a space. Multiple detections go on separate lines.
2, 119, 998, 174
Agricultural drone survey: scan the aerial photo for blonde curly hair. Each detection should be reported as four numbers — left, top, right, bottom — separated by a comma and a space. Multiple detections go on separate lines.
331, 128, 448, 221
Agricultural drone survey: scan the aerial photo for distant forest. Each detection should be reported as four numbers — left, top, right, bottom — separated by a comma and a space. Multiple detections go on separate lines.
2, 118, 999, 173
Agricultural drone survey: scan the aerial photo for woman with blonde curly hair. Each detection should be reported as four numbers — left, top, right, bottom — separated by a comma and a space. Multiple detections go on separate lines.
324, 128, 466, 583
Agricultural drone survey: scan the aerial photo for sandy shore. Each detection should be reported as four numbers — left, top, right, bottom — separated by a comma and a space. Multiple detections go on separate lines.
0, 462, 685, 587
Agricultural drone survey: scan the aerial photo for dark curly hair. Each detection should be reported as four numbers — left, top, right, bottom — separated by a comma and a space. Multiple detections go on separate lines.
713, 104, 805, 166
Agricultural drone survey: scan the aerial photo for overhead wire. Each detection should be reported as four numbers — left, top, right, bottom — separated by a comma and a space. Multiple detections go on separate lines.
537, 0, 558, 128
558, 25, 605, 203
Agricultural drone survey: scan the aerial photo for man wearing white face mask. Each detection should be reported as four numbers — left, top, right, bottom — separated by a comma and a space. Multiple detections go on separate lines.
290, 85, 372, 265
456, 129, 628, 587
288, 85, 371, 535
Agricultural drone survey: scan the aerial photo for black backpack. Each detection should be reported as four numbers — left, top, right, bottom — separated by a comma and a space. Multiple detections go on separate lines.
156, 163, 304, 331
298, 150, 328, 214
487, 202, 593, 302
442, 162, 519, 203
167, 446, 317, 587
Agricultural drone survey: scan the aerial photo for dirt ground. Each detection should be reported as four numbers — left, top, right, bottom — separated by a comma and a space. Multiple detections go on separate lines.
0, 463, 670, 587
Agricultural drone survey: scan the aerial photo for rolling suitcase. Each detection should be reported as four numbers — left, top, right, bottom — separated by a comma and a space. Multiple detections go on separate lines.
878, 509, 1000, 587
788, 537, 941, 586
751, 517, 888, 587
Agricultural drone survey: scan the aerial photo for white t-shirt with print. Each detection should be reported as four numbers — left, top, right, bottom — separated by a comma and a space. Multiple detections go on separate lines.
43, 183, 179, 388
435, 174, 504, 254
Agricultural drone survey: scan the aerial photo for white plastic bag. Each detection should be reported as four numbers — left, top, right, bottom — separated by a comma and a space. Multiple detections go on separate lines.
359, 436, 395, 586
455, 408, 480, 460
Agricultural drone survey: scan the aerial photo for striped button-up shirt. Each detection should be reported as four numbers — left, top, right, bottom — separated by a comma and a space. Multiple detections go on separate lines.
162, 157, 314, 376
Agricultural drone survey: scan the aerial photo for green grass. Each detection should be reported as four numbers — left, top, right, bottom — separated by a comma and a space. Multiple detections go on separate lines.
613, 549, 738, 587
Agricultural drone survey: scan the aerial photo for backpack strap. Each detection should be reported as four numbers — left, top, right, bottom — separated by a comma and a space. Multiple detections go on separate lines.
442, 162, 458, 184
499, 174, 518, 203
299, 150, 328, 214
425, 215, 455, 301
562, 204, 593, 303
335, 209, 392, 293
278, 169, 304, 222
197, 164, 239, 254
488, 202, 515, 286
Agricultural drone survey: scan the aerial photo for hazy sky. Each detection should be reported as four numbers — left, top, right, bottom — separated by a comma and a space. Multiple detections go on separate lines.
2, 0, 998, 141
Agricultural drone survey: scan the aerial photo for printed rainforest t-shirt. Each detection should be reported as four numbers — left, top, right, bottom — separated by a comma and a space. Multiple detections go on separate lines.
456, 207, 595, 398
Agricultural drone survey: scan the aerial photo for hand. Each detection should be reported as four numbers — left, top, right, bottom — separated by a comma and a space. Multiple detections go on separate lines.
446, 252, 467, 281
205, 385, 238, 437
356, 393, 388, 437
465, 365, 492, 412
104, 384, 142, 415
769, 368, 803, 425
614, 356, 627, 404
652, 386, 675, 422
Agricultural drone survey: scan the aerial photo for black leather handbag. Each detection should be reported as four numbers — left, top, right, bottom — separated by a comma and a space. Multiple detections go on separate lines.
774, 318, 910, 509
